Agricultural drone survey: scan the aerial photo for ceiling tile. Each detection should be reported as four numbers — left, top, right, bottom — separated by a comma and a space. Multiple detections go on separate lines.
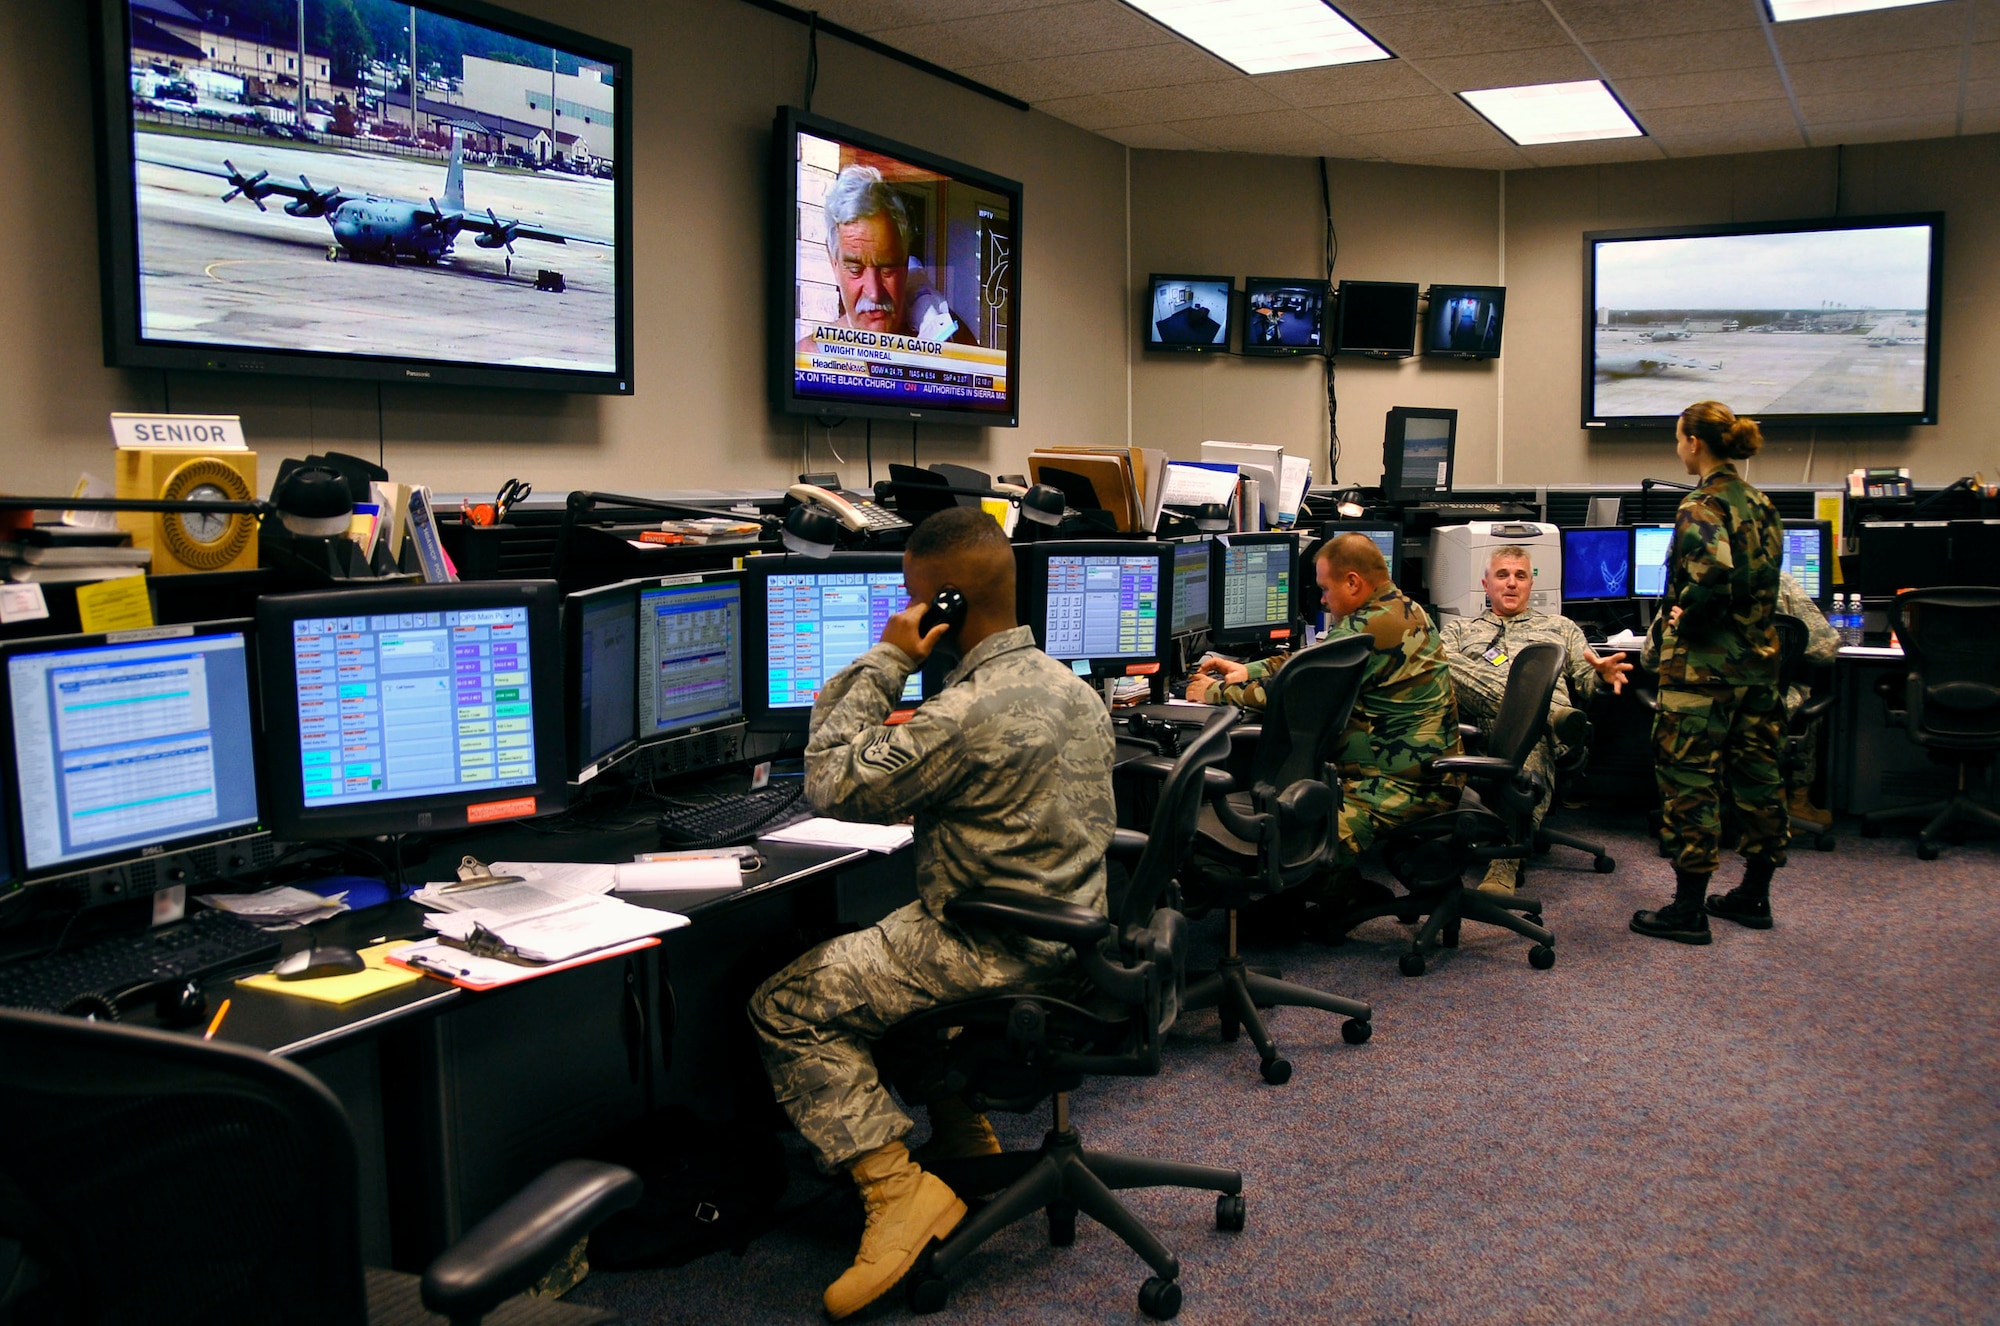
1613, 66, 1792, 110
1768, 0, 1971, 62
1390, 146, 1534, 170
883, 21, 1017, 68
1348, 121, 1513, 154
1337, 0, 1527, 17
942, 1, 1173, 58
1552, 0, 1763, 42
1809, 112, 1961, 144
1415, 46, 1602, 90
1651, 126, 1811, 155
1798, 84, 1963, 122
1035, 91, 1158, 130
1360, 2, 1575, 57
1172, 109, 1363, 154
1080, 78, 1291, 124
1101, 122, 1212, 150
1516, 137, 1669, 166
1256, 59, 1438, 108
1586, 28, 1776, 77
1308, 93, 1481, 133
1637, 99, 1804, 134
955, 59, 1096, 102
1014, 41, 1240, 94
1785, 48, 1966, 95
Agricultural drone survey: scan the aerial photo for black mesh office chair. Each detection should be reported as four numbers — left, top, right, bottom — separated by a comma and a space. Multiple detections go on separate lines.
1860, 587, 2000, 858
0, 1006, 641, 1326
1182, 636, 1375, 1085
1775, 613, 1838, 852
1331, 641, 1564, 977
885, 709, 1244, 1321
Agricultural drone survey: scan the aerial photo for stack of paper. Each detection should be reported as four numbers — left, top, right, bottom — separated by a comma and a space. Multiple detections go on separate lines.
200, 885, 351, 926
424, 894, 684, 964
761, 818, 915, 853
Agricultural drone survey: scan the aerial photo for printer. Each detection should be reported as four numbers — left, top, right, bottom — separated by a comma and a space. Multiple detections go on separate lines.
1428, 521, 1562, 618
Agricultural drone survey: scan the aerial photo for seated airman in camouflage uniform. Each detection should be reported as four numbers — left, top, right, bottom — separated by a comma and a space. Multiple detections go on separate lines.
1189, 533, 1463, 910
1439, 545, 1633, 892
1776, 570, 1839, 826
747, 507, 1116, 1320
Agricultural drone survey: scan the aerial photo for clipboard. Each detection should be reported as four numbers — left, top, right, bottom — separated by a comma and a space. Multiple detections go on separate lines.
386, 935, 664, 990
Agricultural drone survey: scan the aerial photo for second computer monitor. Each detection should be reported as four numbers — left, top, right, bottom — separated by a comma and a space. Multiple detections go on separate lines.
565, 581, 639, 783
1633, 524, 1674, 598
1020, 541, 1169, 677
1169, 537, 1212, 636
1381, 407, 1457, 503
1210, 533, 1297, 651
745, 554, 921, 733
638, 572, 745, 740
1561, 526, 1633, 603
1780, 520, 1833, 609
1320, 521, 1401, 585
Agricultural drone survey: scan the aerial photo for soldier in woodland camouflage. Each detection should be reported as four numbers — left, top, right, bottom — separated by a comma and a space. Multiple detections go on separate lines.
747, 508, 1115, 1320
1633, 400, 1789, 944
1190, 534, 1463, 902
1440, 545, 1633, 891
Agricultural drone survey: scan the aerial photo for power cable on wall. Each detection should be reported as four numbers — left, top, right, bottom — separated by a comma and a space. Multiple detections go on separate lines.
802, 10, 819, 112
1320, 156, 1341, 483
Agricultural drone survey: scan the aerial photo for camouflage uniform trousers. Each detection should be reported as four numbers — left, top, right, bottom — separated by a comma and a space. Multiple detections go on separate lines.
1337, 773, 1460, 870
1447, 656, 1566, 833
748, 897, 1079, 1173
1654, 682, 1790, 875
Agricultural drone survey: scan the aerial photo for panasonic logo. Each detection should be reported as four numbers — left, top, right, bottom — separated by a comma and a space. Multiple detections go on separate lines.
405, 369, 432, 378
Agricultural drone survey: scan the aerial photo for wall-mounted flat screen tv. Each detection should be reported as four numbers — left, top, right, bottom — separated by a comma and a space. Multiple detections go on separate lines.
1584, 214, 1943, 427
775, 107, 1022, 427
1146, 274, 1232, 352
1242, 276, 1327, 356
1423, 284, 1505, 359
90, 0, 634, 393
1333, 280, 1418, 357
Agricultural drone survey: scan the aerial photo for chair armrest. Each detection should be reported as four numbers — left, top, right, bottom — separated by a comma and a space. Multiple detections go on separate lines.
945, 889, 1112, 947
422, 1159, 641, 1321
1458, 723, 1482, 742
1227, 723, 1263, 747
1796, 693, 1835, 724
1125, 756, 1234, 793
1434, 755, 1516, 777
1107, 829, 1148, 865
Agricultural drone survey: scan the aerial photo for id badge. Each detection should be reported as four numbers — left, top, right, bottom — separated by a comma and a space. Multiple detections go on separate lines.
1482, 646, 1509, 666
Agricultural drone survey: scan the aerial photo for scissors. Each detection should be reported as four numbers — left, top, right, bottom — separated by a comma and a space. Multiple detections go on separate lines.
464, 479, 533, 527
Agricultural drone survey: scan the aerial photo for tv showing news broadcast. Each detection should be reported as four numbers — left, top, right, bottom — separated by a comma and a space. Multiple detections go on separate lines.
1585, 215, 1942, 427
93, 0, 633, 392
775, 108, 1021, 427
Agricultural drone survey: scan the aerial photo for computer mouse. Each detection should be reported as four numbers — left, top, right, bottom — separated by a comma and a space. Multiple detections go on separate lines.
273, 945, 367, 981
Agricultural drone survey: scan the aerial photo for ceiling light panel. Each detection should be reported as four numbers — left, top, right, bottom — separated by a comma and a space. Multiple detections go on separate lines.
1122, 0, 1393, 76
1460, 79, 1644, 145
1764, 0, 1948, 21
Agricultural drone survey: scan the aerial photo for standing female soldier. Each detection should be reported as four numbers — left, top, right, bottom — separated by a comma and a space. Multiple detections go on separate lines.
1633, 401, 1787, 944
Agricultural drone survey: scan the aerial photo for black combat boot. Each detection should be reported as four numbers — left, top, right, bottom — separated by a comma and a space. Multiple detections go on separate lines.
1705, 856, 1777, 929
1631, 867, 1713, 944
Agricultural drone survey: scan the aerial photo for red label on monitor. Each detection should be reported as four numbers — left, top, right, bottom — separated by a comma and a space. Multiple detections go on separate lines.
1271, 628, 1292, 640
467, 796, 537, 824
1125, 663, 1160, 676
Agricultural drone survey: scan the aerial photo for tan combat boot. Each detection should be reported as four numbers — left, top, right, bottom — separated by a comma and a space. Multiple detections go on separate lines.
911, 1094, 1002, 1165
1476, 858, 1518, 895
823, 1141, 967, 1320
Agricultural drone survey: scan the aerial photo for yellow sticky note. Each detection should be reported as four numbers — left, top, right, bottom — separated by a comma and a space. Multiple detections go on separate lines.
236, 939, 424, 1005
74, 576, 154, 633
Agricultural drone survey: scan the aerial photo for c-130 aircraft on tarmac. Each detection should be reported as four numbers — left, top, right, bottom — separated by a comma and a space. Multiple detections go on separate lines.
162, 130, 604, 267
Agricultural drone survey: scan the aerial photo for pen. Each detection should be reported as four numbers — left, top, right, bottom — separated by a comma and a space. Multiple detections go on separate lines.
202, 998, 232, 1041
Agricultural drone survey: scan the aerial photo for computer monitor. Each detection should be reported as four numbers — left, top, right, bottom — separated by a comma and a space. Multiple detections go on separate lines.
1381, 407, 1457, 503
1210, 533, 1298, 652
3, 623, 263, 880
1241, 276, 1328, 356
1333, 280, 1419, 357
1949, 520, 2000, 587
1018, 541, 1170, 678
1855, 521, 1952, 597
1779, 520, 1834, 610
564, 581, 639, 784
1145, 274, 1232, 352
745, 554, 922, 733
256, 582, 567, 839
1561, 527, 1634, 603
1633, 524, 1674, 598
637, 572, 745, 743
1319, 520, 1401, 584
1421, 284, 1505, 359
1169, 537, 1212, 636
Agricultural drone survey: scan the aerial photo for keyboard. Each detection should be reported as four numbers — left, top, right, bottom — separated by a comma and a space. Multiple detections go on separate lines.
0, 909, 283, 1015
1419, 502, 1538, 519
656, 782, 808, 848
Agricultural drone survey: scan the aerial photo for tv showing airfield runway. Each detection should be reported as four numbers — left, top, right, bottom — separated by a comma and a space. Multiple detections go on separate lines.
91, 0, 633, 392
1584, 215, 1942, 428
774, 107, 1022, 428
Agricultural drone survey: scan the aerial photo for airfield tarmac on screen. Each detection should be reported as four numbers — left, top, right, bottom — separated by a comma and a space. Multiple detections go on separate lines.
135, 128, 617, 372
1591, 320, 1928, 419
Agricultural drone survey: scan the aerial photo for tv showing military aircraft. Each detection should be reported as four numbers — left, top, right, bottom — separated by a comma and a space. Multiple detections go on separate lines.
1596, 351, 1723, 378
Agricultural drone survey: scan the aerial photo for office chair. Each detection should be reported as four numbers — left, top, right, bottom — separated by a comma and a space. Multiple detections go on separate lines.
0, 1006, 641, 1326
1182, 635, 1375, 1085
1775, 612, 1838, 852
1860, 587, 2000, 858
1331, 641, 1564, 977
884, 709, 1244, 1321
1458, 715, 1615, 882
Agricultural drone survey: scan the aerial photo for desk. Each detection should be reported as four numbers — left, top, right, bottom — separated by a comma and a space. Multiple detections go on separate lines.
1830, 645, 1959, 815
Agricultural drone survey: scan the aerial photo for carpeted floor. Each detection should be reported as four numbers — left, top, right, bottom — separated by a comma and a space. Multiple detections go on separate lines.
570, 809, 2000, 1324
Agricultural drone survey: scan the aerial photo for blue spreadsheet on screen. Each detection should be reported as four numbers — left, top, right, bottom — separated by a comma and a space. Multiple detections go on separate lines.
639, 580, 743, 735
292, 607, 537, 807
7, 632, 259, 873
1045, 553, 1160, 660
1781, 527, 1825, 601
765, 572, 920, 709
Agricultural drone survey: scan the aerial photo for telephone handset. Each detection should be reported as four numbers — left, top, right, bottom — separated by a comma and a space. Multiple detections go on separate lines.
920, 586, 968, 639
787, 484, 912, 535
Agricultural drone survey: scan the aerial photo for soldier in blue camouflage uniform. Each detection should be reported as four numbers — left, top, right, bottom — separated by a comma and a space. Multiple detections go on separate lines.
1634, 401, 1788, 943
1191, 534, 1463, 901
1777, 571, 1840, 827
1440, 545, 1632, 891
748, 508, 1116, 1319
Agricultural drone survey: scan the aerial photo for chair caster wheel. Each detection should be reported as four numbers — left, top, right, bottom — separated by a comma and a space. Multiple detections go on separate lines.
1442, 924, 1460, 949
1529, 945, 1556, 970
1218, 1017, 1239, 1043
1139, 1275, 1183, 1319
1917, 841, 1939, 860
1216, 1193, 1246, 1232
1047, 1200, 1077, 1246
1861, 820, 1883, 838
1341, 1018, 1372, 1045
1594, 855, 1617, 874
1260, 1056, 1292, 1085
907, 1267, 949, 1314
1814, 832, 1835, 851
1399, 952, 1425, 977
